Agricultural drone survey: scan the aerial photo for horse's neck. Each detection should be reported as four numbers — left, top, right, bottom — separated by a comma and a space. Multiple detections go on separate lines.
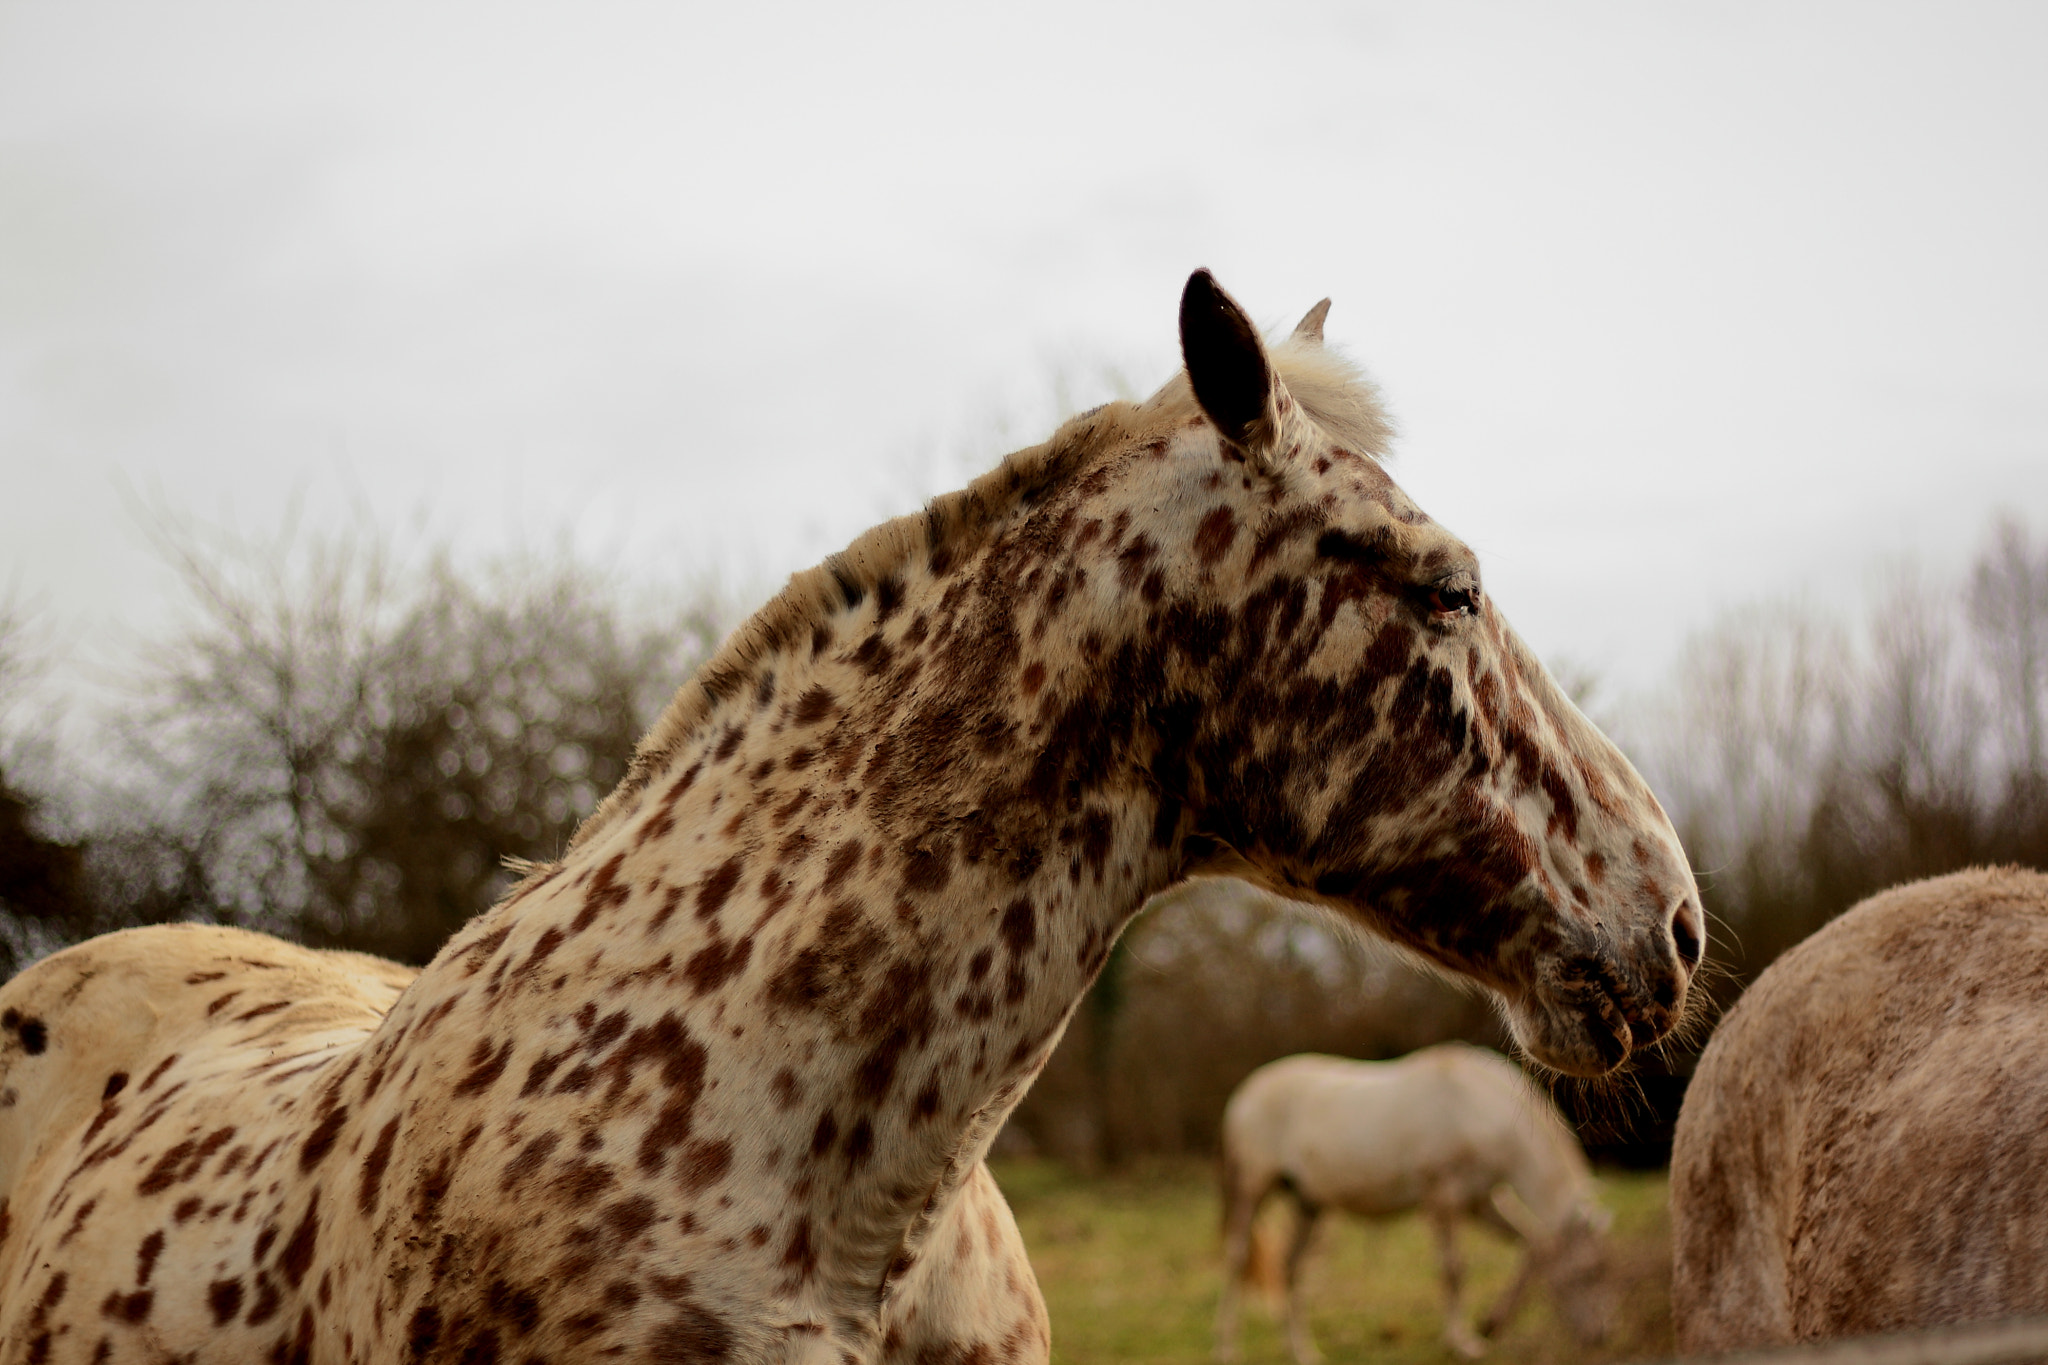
1505, 1122, 1594, 1236
406, 566, 1181, 1301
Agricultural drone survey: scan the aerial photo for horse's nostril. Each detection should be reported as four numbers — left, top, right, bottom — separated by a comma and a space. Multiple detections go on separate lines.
1671, 900, 1703, 969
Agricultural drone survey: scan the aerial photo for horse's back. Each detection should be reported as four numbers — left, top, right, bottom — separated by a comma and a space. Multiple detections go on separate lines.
1222, 1045, 1540, 1213
0, 924, 413, 1355
1673, 866, 2048, 1352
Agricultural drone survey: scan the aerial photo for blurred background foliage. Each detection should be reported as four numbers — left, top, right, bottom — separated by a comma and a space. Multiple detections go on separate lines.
1632, 513, 2048, 992
0, 520, 723, 972
1, 503, 2045, 1167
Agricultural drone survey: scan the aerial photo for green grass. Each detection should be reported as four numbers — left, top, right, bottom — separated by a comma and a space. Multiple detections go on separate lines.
989, 1158, 1674, 1365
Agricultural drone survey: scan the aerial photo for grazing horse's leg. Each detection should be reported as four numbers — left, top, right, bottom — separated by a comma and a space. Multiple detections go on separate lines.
1214, 1171, 1264, 1363
1427, 1196, 1488, 1359
1281, 1196, 1324, 1365
1473, 1194, 1538, 1339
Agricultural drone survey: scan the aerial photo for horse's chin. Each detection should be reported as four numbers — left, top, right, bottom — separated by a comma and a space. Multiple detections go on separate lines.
1503, 985, 1636, 1078
1503, 929, 1691, 1077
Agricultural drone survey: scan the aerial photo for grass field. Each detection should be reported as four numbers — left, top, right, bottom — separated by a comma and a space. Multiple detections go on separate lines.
989, 1158, 1675, 1365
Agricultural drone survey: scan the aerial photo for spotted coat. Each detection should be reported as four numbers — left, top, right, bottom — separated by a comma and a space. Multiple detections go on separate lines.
0, 273, 1700, 1364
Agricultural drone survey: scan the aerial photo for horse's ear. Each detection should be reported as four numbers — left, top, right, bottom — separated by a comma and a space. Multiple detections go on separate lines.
1180, 269, 1285, 463
1292, 298, 1331, 343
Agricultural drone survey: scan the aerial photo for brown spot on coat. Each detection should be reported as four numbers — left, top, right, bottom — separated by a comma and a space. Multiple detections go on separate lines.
358, 1117, 401, 1214
502, 1132, 562, 1188
453, 1037, 515, 1097
408, 1304, 442, 1356
139, 1054, 180, 1091
660, 1303, 737, 1360
677, 1138, 734, 1192
603, 1194, 660, 1239
571, 852, 632, 933
279, 1191, 320, 1287
550, 1158, 617, 1206
208, 1279, 245, 1325
696, 858, 745, 922
137, 1125, 238, 1196
485, 1278, 542, 1336
101, 1289, 153, 1323
782, 1217, 818, 1281
824, 840, 864, 887
300, 1105, 348, 1169
999, 898, 1036, 957
684, 935, 754, 996
791, 686, 837, 726
1194, 506, 1239, 563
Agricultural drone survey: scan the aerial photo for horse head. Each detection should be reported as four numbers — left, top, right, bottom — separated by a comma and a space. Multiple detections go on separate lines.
1055, 270, 1702, 1075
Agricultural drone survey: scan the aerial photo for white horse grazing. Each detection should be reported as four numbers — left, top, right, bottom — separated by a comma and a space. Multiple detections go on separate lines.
1215, 1045, 1614, 1363
1672, 867, 2048, 1353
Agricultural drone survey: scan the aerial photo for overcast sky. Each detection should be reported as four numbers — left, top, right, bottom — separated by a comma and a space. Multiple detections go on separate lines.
4, 1, 2046, 720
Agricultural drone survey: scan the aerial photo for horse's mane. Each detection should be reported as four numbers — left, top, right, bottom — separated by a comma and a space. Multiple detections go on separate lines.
564, 334, 1393, 855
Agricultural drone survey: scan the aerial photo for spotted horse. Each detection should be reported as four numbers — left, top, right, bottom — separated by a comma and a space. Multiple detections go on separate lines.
0, 272, 1702, 1365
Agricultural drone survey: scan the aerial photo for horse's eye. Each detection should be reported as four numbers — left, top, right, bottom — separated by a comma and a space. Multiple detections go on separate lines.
1426, 584, 1479, 620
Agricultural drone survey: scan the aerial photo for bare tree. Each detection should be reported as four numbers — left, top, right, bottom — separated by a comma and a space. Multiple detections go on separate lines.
1808, 566, 1988, 890
0, 597, 106, 975
103, 526, 398, 934
96, 523, 725, 963
1644, 516, 2048, 1001
1969, 513, 2048, 817
1640, 602, 1846, 955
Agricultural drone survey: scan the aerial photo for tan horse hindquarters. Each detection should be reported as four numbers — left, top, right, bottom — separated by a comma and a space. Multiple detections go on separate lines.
1672, 866, 2048, 1353
0, 926, 414, 1361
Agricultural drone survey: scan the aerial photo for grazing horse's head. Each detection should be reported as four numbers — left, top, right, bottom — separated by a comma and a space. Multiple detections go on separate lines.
1545, 1203, 1619, 1344
1013, 271, 1700, 1075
